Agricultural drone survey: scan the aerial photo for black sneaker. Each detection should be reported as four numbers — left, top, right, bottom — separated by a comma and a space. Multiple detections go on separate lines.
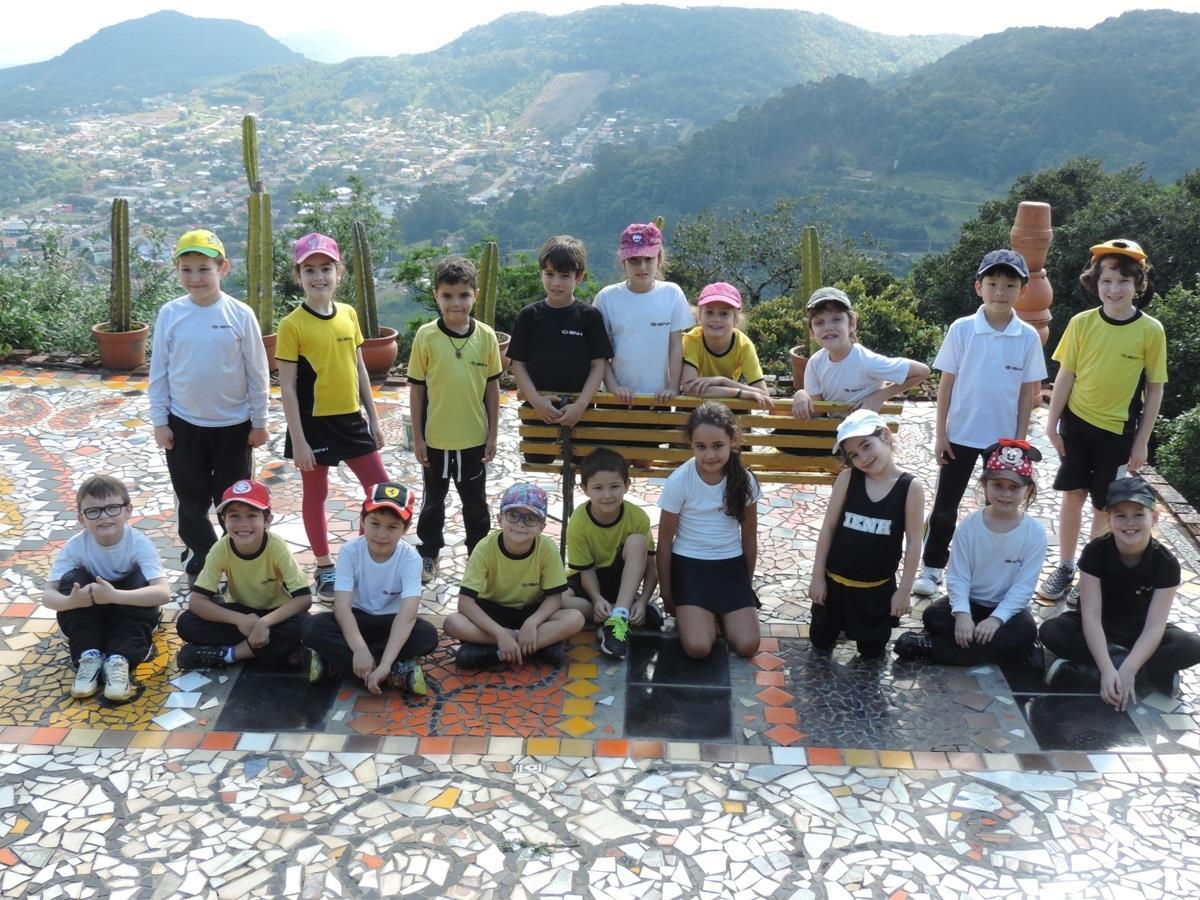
534, 641, 566, 668
314, 565, 337, 601
307, 650, 339, 684
455, 642, 501, 669
640, 604, 665, 630
1044, 657, 1101, 690
176, 644, 230, 671
893, 632, 934, 660
1148, 669, 1181, 698
598, 615, 629, 658
1023, 641, 1046, 673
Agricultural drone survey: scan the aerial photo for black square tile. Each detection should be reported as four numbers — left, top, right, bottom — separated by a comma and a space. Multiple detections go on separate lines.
1014, 694, 1148, 752
215, 670, 341, 731
997, 658, 1053, 694
627, 633, 729, 687
624, 684, 731, 740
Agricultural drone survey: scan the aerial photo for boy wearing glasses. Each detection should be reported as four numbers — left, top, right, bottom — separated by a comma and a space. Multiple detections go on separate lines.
42, 475, 170, 702
443, 484, 584, 669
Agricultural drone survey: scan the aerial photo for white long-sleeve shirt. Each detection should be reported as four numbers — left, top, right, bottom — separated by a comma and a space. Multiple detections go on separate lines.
946, 509, 1046, 622
147, 292, 270, 428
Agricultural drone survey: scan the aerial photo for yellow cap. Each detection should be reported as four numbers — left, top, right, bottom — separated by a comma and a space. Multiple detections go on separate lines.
174, 229, 225, 259
1089, 239, 1147, 263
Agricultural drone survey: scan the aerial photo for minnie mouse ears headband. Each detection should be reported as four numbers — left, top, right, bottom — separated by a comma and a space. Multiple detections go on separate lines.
982, 438, 1042, 484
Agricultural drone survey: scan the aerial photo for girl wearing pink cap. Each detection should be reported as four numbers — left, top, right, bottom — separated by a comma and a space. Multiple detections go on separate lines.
276, 233, 389, 601
680, 281, 771, 408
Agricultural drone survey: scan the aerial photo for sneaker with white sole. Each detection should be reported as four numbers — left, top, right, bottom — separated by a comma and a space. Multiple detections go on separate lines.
911, 567, 943, 597
420, 556, 438, 585
314, 565, 337, 601
1038, 563, 1076, 602
102, 654, 135, 703
72, 650, 103, 698
598, 615, 630, 658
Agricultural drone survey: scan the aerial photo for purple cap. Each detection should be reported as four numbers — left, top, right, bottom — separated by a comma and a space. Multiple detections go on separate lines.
697, 282, 743, 309
500, 483, 548, 521
619, 223, 663, 261
977, 249, 1029, 281
294, 232, 341, 266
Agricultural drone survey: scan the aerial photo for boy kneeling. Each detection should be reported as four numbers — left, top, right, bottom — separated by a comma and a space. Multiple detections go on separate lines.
302, 483, 438, 694
176, 480, 312, 669
445, 484, 585, 669
43, 475, 171, 702
1042, 476, 1200, 707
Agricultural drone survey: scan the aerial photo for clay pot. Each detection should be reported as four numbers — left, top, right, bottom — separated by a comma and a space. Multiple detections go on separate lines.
497, 331, 512, 373
1010, 201, 1053, 270
789, 345, 807, 387
361, 326, 399, 380
91, 322, 149, 371
260, 333, 278, 373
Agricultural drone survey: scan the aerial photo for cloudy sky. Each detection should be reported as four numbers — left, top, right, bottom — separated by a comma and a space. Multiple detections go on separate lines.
4, 1, 1197, 67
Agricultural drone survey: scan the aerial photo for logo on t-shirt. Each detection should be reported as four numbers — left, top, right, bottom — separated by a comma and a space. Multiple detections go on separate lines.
211, 324, 232, 330
842, 512, 891, 535
649, 321, 670, 327
337, 336, 353, 343
562, 329, 583, 337
1003, 558, 1023, 565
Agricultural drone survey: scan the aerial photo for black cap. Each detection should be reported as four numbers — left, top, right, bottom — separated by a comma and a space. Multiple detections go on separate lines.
977, 249, 1030, 281
1105, 476, 1155, 509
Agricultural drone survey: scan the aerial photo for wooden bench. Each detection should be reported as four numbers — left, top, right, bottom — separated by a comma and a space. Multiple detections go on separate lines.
518, 393, 903, 552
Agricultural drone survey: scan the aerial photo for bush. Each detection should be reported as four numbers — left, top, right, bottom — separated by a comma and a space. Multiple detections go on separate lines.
1156, 405, 1200, 508
1147, 282, 1200, 420
743, 294, 804, 377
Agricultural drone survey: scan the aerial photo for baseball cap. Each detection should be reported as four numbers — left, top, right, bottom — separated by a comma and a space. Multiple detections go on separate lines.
619, 223, 663, 261
833, 409, 885, 453
1105, 476, 1156, 509
697, 282, 742, 309
806, 286, 853, 312
500, 483, 548, 521
976, 249, 1030, 281
216, 479, 271, 514
174, 230, 225, 260
1090, 239, 1147, 263
362, 482, 417, 524
981, 438, 1040, 485
294, 232, 342, 266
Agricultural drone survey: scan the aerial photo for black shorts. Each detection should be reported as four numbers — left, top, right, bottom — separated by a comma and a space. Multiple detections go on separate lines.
670, 553, 759, 615
286, 411, 377, 467
567, 559, 627, 603
473, 596, 550, 630
1053, 407, 1134, 508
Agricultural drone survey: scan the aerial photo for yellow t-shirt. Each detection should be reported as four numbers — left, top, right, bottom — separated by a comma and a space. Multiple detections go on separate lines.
194, 533, 311, 611
459, 531, 567, 609
1053, 308, 1167, 434
682, 327, 764, 383
275, 303, 364, 417
407, 318, 502, 450
566, 500, 654, 576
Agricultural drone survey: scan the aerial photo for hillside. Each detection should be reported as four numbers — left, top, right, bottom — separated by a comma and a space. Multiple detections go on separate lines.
438, 10, 1200, 268
213, 6, 966, 127
0, 11, 307, 118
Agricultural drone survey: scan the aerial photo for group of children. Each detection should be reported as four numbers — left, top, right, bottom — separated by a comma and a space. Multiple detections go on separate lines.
42, 220, 1199, 714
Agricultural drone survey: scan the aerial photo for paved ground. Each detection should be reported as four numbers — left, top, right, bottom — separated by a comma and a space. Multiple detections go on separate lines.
1, 368, 1200, 897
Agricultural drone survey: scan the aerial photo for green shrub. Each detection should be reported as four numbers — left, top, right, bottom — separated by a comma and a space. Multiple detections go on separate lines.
743, 294, 805, 377
1156, 405, 1200, 508
1147, 282, 1200, 420
842, 276, 942, 364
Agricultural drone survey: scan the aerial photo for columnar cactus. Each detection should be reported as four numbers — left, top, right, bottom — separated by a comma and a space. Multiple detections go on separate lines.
478, 240, 500, 330
351, 220, 379, 339
241, 115, 274, 334
800, 225, 821, 354
108, 197, 132, 332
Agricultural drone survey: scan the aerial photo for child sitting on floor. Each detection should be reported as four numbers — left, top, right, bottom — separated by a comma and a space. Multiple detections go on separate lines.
444, 484, 585, 669
43, 475, 171, 702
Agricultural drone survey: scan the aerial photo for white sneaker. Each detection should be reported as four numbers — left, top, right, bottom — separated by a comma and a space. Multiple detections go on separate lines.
72, 651, 103, 698
912, 567, 943, 597
102, 654, 135, 703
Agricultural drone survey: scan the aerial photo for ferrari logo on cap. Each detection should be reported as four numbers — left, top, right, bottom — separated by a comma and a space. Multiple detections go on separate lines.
385, 487, 399, 498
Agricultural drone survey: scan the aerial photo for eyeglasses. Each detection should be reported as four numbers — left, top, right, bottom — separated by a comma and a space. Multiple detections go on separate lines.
80, 503, 128, 520
503, 509, 543, 527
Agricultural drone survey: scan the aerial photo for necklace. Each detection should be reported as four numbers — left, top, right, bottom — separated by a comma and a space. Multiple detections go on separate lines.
446, 332, 469, 358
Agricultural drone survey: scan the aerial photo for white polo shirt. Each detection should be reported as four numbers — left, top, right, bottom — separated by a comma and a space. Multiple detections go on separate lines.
933, 308, 1046, 449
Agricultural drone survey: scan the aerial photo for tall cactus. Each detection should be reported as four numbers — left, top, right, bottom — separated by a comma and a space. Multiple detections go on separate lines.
800, 225, 821, 355
108, 198, 132, 332
478, 240, 500, 330
242, 115, 274, 334
351, 220, 379, 339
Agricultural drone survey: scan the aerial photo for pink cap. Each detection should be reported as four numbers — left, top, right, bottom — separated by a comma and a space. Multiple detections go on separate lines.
216, 479, 271, 514
294, 232, 341, 266
619, 223, 663, 261
697, 282, 742, 309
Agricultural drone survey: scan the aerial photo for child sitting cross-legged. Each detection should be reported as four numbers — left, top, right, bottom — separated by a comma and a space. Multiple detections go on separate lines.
561, 447, 662, 659
176, 480, 312, 670
43, 475, 171, 703
301, 482, 439, 694
445, 484, 585, 669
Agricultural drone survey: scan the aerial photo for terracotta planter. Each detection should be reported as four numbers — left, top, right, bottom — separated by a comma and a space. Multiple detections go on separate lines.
496, 331, 511, 373
361, 326, 399, 380
91, 321, 149, 371
789, 345, 807, 388
260, 333, 278, 373
1011, 201, 1054, 345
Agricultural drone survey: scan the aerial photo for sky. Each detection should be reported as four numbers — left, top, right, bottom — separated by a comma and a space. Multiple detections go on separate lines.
4, 1, 1199, 67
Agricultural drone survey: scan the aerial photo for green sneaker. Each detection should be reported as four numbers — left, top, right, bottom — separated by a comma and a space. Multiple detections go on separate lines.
388, 660, 428, 695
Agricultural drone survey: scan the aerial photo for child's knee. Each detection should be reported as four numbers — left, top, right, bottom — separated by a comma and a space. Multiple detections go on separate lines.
443, 613, 470, 639
559, 608, 586, 634
622, 533, 648, 559
680, 634, 714, 659
730, 634, 761, 657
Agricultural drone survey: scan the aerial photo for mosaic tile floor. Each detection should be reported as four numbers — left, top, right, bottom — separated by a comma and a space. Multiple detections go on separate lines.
2, 368, 1200, 897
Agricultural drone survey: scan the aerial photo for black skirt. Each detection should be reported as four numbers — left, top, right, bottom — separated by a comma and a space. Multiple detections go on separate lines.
670, 553, 759, 615
285, 411, 377, 467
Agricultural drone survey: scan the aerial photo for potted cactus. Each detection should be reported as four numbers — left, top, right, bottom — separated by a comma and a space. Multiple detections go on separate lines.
242, 115, 277, 370
788, 225, 821, 385
91, 197, 150, 370
477, 240, 510, 370
350, 220, 398, 379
